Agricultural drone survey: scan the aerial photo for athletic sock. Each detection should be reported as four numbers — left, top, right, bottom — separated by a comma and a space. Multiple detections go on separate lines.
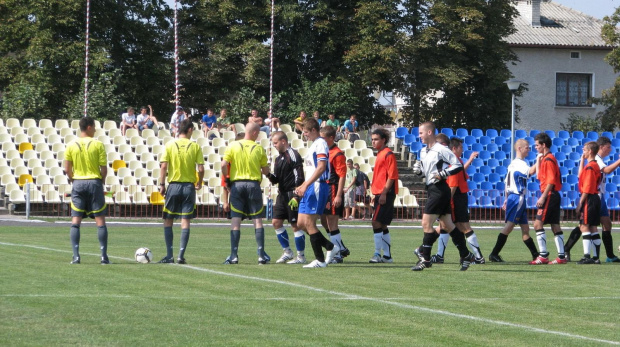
179, 228, 189, 259
591, 232, 601, 260
382, 229, 391, 258
582, 232, 592, 257
230, 230, 240, 258
164, 226, 174, 258
319, 231, 334, 250
602, 230, 615, 258
491, 233, 508, 256
554, 231, 565, 259
450, 228, 469, 258
255, 227, 266, 258
97, 225, 108, 258
309, 233, 326, 262
535, 229, 548, 257
523, 236, 539, 259
275, 227, 290, 249
465, 230, 482, 258
373, 228, 383, 255
70, 224, 80, 258
436, 230, 449, 257
564, 226, 581, 253
421, 232, 436, 261
330, 229, 343, 250
293, 230, 305, 254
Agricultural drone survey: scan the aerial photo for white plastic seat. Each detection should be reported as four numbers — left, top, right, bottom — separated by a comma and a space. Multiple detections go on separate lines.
48, 134, 63, 145
108, 128, 122, 138
63, 134, 76, 144
123, 152, 138, 163
59, 127, 74, 137
35, 143, 50, 153
133, 168, 148, 179
139, 176, 154, 186
117, 167, 131, 178
125, 128, 139, 138
9, 190, 26, 204
45, 190, 62, 203
118, 144, 132, 155
146, 136, 160, 147
140, 152, 154, 164
71, 120, 80, 129
48, 167, 64, 177
22, 150, 38, 161
115, 191, 132, 205
103, 120, 118, 131
141, 129, 155, 138
6, 118, 20, 128
53, 175, 69, 185
36, 174, 52, 185
133, 191, 149, 204
43, 127, 57, 137
30, 133, 45, 144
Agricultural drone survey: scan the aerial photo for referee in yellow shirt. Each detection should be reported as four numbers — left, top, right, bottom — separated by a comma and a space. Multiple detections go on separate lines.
64, 116, 109, 264
222, 122, 271, 264
158, 119, 205, 264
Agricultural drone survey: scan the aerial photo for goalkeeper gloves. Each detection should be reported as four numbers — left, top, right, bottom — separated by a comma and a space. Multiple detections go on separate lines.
288, 197, 299, 211
412, 160, 423, 176
438, 170, 449, 179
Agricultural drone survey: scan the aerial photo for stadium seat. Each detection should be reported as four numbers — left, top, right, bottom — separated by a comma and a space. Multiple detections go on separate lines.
488, 173, 501, 186
494, 136, 507, 146
495, 196, 505, 208
486, 129, 498, 138
466, 165, 476, 176
478, 150, 491, 163
409, 142, 423, 156
479, 196, 493, 207
479, 136, 492, 146
500, 129, 511, 138
606, 183, 617, 193
555, 152, 567, 162
338, 139, 351, 150
471, 158, 484, 168
601, 131, 613, 140
494, 151, 507, 161
471, 143, 483, 152
502, 143, 511, 153
456, 128, 468, 138
112, 159, 127, 173
395, 127, 409, 140
280, 124, 293, 133
587, 131, 599, 140
467, 181, 477, 191
486, 143, 498, 152
566, 174, 579, 186
9, 190, 26, 204
524, 136, 534, 145
18, 142, 33, 154
572, 131, 584, 140
561, 197, 574, 210
526, 196, 538, 209
479, 166, 492, 175
487, 189, 501, 200
515, 130, 527, 139
464, 135, 476, 146
495, 166, 507, 176
568, 152, 581, 161
528, 129, 540, 137
544, 130, 555, 138
527, 182, 540, 192
495, 181, 505, 191
557, 130, 570, 139
468, 195, 477, 207
487, 158, 500, 168
471, 189, 484, 199
607, 198, 620, 210
18, 174, 34, 187
441, 128, 454, 137
552, 137, 565, 147
471, 129, 483, 138
559, 166, 569, 177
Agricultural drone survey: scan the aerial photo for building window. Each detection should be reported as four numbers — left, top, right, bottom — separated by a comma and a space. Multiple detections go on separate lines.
556, 73, 592, 107
570, 51, 580, 59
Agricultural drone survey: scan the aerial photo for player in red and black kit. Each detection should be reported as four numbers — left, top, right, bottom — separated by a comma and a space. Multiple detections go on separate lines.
267, 131, 307, 264
531, 133, 566, 265
576, 141, 602, 264
319, 126, 350, 263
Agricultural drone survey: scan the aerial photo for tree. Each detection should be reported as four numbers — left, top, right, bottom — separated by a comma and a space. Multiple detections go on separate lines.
597, 7, 620, 131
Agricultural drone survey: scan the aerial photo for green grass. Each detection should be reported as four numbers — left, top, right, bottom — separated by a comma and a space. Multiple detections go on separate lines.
1, 222, 619, 346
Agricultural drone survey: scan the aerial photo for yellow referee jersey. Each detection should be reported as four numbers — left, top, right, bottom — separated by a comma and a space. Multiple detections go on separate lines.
64, 137, 107, 179
223, 139, 267, 182
161, 138, 204, 183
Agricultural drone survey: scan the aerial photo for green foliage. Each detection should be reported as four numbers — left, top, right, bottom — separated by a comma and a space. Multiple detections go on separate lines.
597, 8, 620, 130
62, 71, 125, 123
214, 87, 283, 124
560, 113, 603, 133
0, 80, 48, 120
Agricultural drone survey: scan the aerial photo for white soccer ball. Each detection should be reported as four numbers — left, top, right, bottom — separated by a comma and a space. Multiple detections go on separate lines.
135, 247, 153, 264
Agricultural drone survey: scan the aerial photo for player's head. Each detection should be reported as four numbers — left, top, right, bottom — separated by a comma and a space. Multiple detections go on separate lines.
347, 158, 353, 169
449, 137, 464, 156
302, 118, 321, 140
371, 128, 390, 150
328, 113, 335, 120
313, 111, 320, 118
271, 131, 289, 153
419, 121, 436, 145
534, 133, 551, 154
515, 139, 529, 159
320, 126, 337, 146
436, 133, 449, 147
350, 114, 356, 122
140, 106, 147, 114
299, 110, 306, 118
583, 141, 599, 159
178, 119, 194, 136
79, 116, 96, 136
596, 136, 612, 157
244, 122, 261, 140
206, 109, 213, 115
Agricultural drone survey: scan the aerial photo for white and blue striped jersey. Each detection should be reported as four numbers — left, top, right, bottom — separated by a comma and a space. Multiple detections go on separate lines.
595, 154, 607, 194
505, 158, 530, 195
305, 137, 330, 183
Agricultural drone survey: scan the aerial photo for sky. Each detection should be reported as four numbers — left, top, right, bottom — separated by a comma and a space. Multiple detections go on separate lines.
165, 1, 619, 20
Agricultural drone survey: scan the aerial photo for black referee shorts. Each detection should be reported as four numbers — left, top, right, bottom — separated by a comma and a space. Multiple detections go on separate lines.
273, 191, 299, 223
424, 181, 451, 216
451, 191, 469, 223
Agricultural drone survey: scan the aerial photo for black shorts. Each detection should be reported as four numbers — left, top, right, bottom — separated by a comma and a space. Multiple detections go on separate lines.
71, 179, 107, 218
424, 181, 451, 216
536, 190, 561, 225
372, 193, 396, 226
451, 191, 469, 223
580, 194, 601, 227
323, 184, 344, 216
229, 181, 264, 219
163, 182, 197, 219
273, 191, 299, 223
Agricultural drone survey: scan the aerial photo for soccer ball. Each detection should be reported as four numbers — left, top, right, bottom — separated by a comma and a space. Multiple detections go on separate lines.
135, 247, 153, 264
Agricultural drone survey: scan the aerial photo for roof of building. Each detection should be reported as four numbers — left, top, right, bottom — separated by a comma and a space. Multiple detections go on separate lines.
506, 1, 611, 49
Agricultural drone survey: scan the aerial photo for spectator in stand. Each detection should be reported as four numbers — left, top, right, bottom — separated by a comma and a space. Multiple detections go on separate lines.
121, 107, 138, 136
265, 110, 281, 133
354, 163, 371, 220
136, 105, 159, 133
343, 114, 358, 140
248, 109, 271, 136
217, 109, 235, 133
343, 159, 358, 220
170, 106, 186, 138
325, 113, 341, 132
313, 111, 323, 127
293, 111, 307, 134
201, 109, 218, 138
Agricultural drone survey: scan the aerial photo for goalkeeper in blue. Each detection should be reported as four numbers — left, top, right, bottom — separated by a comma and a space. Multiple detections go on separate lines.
488, 139, 540, 262
267, 131, 307, 264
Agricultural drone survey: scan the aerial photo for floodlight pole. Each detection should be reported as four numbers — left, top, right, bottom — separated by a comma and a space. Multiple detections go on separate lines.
504, 79, 523, 161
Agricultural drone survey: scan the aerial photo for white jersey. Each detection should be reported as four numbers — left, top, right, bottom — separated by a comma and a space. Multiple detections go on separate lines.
305, 137, 330, 183
419, 142, 462, 185
136, 114, 149, 126
595, 154, 607, 194
122, 113, 136, 125
505, 158, 530, 195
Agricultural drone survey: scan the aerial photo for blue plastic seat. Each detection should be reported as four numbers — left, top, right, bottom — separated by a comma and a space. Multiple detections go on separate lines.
466, 165, 476, 176
478, 150, 491, 163
587, 131, 599, 140
495, 166, 507, 176
403, 134, 416, 147
566, 174, 579, 186
569, 152, 581, 161
606, 183, 618, 193
486, 129, 498, 138
559, 166, 569, 177
526, 196, 538, 209
487, 189, 501, 199
524, 136, 535, 145
456, 128, 468, 138
612, 138, 620, 149
464, 135, 476, 145
529, 129, 540, 137
500, 129, 511, 138
479, 165, 492, 175
471, 189, 485, 199
555, 152, 567, 162
503, 159, 511, 167
471, 129, 483, 138
441, 128, 454, 137
467, 181, 477, 191
495, 181, 505, 191
572, 131, 584, 140
495, 196, 506, 208
468, 195, 478, 207
488, 173, 501, 185
526, 151, 536, 162
464, 150, 473, 159
567, 138, 580, 147
527, 182, 540, 192
494, 136, 507, 145
486, 143, 498, 152
409, 141, 424, 155
395, 127, 409, 140
472, 143, 484, 152
560, 145, 572, 153
487, 158, 500, 168
515, 130, 527, 139
545, 130, 556, 138
558, 130, 570, 139
616, 132, 620, 140
472, 158, 484, 168
479, 136, 492, 146
479, 196, 493, 207
608, 198, 620, 210
494, 151, 507, 161
563, 159, 576, 169
480, 181, 493, 190
561, 197, 574, 210
549, 145, 558, 153
601, 131, 613, 140
552, 137, 566, 147
612, 175, 620, 185
502, 143, 511, 153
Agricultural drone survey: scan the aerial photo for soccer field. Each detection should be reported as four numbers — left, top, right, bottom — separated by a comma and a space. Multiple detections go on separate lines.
1, 219, 619, 346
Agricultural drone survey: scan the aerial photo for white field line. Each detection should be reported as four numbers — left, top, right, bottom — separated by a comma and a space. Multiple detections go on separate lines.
1, 241, 619, 345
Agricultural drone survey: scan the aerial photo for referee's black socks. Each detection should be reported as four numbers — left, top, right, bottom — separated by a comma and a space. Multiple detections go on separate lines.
449, 228, 469, 258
